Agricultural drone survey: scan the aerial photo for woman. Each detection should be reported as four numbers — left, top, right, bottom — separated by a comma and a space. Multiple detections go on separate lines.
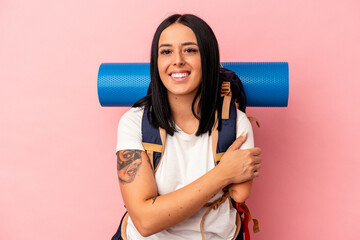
115, 14, 262, 240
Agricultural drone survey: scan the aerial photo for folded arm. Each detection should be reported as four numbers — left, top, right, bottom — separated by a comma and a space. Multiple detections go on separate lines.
117, 150, 232, 237
117, 135, 261, 237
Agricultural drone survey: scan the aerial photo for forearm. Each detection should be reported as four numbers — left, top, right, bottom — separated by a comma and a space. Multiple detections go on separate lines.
118, 140, 261, 237
126, 165, 229, 236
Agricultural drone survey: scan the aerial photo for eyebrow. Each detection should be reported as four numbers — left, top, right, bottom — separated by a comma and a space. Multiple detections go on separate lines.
159, 42, 198, 48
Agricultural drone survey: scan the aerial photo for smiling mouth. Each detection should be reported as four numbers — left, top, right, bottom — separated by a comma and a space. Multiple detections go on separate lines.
126, 168, 137, 176
170, 71, 190, 81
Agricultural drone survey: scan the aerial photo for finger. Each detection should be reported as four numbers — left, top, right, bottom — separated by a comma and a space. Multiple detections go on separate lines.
250, 147, 262, 156
253, 156, 262, 164
228, 131, 248, 151
253, 163, 261, 171
253, 171, 260, 178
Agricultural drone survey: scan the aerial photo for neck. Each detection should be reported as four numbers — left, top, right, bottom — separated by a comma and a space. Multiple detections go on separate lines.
168, 92, 200, 134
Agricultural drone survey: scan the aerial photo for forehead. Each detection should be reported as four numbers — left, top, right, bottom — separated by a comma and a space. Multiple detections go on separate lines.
158, 23, 198, 46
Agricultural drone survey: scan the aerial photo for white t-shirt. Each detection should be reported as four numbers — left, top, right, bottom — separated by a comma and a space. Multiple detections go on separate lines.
116, 107, 254, 240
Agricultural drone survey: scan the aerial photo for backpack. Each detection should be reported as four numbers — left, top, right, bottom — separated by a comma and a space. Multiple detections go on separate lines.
112, 67, 259, 240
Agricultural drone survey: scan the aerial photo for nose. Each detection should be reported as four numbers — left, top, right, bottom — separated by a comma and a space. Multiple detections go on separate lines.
173, 51, 185, 66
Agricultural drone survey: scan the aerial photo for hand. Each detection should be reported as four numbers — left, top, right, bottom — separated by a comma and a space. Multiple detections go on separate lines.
218, 132, 262, 185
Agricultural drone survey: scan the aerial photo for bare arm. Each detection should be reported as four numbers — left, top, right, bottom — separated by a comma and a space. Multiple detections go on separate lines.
229, 181, 253, 203
117, 150, 230, 236
229, 134, 261, 203
117, 137, 261, 237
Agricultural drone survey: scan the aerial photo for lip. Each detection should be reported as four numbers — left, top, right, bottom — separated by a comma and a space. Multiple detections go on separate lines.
169, 70, 191, 75
169, 71, 191, 82
126, 167, 137, 176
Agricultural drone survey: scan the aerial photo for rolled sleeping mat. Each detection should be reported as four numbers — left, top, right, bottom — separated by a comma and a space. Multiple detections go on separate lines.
97, 62, 289, 107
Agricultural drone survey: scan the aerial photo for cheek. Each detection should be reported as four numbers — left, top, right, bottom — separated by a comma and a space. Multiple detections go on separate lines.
157, 60, 171, 87
157, 57, 169, 73
193, 59, 202, 82
188, 55, 201, 74
195, 56, 202, 72
134, 159, 142, 166
118, 169, 127, 178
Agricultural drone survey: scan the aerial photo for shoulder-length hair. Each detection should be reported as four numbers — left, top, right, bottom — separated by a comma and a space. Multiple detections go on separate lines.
134, 14, 221, 136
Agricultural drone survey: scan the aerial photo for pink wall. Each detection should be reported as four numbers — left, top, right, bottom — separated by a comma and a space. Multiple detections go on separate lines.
1, 0, 359, 239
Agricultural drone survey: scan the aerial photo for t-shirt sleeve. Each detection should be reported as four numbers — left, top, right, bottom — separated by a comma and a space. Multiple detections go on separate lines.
236, 109, 255, 149
116, 107, 145, 154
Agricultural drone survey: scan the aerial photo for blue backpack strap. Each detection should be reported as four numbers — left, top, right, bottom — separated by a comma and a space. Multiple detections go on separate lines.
216, 99, 237, 165
141, 106, 164, 171
215, 66, 247, 163
214, 77, 237, 165
111, 211, 129, 240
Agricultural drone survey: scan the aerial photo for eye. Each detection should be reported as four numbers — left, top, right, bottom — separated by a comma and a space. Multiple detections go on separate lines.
185, 48, 198, 53
160, 49, 171, 55
122, 151, 133, 159
134, 151, 141, 159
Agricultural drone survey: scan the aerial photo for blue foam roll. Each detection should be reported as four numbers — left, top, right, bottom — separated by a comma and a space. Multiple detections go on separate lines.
97, 62, 289, 107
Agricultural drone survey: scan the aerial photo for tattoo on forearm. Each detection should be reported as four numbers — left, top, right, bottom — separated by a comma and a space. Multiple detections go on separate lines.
117, 150, 142, 183
152, 196, 157, 205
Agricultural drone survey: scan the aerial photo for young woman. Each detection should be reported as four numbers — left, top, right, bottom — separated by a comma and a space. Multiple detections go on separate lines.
115, 14, 262, 240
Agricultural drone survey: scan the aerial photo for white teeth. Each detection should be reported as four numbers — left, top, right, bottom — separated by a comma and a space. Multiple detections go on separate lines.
171, 72, 189, 78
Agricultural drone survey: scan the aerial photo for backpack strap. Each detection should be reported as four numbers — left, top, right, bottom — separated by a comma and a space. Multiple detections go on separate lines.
247, 116, 260, 128
207, 81, 259, 240
214, 81, 237, 165
221, 81, 232, 119
200, 83, 238, 239
200, 191, 230, 240
236, 202, 260, 239
211, 111, 219, 165
141, 106, 166, 172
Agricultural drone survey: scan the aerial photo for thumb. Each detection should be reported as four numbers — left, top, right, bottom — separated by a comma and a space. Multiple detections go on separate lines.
228, 131, 248, 151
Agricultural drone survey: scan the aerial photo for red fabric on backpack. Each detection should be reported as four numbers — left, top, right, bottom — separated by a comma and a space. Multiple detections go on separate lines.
236, 203, 250, 240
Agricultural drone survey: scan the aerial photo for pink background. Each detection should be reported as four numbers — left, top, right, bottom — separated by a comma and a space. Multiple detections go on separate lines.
1, 0, 359, 239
